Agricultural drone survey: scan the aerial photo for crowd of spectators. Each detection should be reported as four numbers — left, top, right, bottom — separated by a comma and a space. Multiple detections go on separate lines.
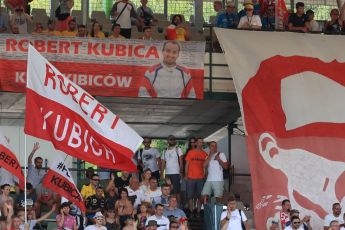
0, 136, 230, 230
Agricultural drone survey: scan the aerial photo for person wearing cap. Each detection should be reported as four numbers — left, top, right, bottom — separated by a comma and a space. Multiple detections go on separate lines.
85, 185, 106, 223
56, 202, 78, 230
84, 211, 107, 230
147, 220, 159, 230
216, 1, 238, 28
288, 2, 309, 33
237, 0, 262, 29
146, 204, 170, 230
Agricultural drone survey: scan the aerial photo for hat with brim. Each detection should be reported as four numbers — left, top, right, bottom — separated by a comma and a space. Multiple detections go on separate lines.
226, 1, 235, 7
244, 3, 254, 10
147, 220, 158, 227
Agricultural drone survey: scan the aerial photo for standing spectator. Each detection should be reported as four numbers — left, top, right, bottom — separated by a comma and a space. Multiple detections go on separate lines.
216, 1, 238, 28
84, 212, 107, 230
285, 216, 303, 230
184, 137, 207, 217
138, 137, 161, 180
115, 188, 135, 228
56, 202, 78, 230
306, 9, 320, 31
43, 19, 61, 36
4, 0, 32, 14
166, 14, 189, 41
0, 9, 9, 33
270, 199, 291, 229
10, 5, 32, 34
31, 22, 44, 35
285, 209, 312, 229
76, 24, 88, 37
324, 5, 345, 33
137, 0, 157, 29
237, 0, 262, 29
110, 0, 139, 38
161, 135, 183, 202
27, 142, 45, 188
163, 195, 186, 221
142, 177, 162, 206
220, 196, 249, 230
201, 141, 229, 204
36, 184, 57, 217
261, 3, 275, 30
0, 184, 13, 220
324, 203, 344, 229
61, 18, 77, 36
213, 0, 225, 25
140, 26, 153, 39
140, 168, 152, 191
125, 176, 144, 209
288, 2, 309, 32
104, 174, 118, 210
105, 208, 120, 229
55, 0, 74, 32
109, 23, 125, 39
146, 204, 170, 230
89, 21, 105, 38
85, 185, 106, 221
137, 202, 151, 230
81, 173, 100, 200
115, 171, 131, 189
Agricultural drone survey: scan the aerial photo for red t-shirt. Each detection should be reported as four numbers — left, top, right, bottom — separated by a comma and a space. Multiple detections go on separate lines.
185, 149, 207, 179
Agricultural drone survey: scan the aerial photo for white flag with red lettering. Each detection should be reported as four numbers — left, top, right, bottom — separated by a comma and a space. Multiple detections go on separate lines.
215, 29, 345, 229
24, 45, 143, 171
0, 131, 25, 189
43, 157, 86, 212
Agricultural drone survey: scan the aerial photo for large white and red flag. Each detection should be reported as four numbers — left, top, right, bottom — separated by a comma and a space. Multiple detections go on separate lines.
0, 130, 25, 189
43, 157, 86, 212
215, 29, 345, 228
24, 45, 143, 171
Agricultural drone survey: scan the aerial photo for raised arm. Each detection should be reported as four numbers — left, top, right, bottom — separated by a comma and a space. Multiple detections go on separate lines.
37, 203, 56, 223
28, 142, 40, 165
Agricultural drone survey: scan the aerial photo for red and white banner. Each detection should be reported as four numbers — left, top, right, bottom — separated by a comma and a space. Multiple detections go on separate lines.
24, 45, 143, 171
275, 0, 289, 30
0, 34, 205, 99
43, 157, 86, 212
215, 29, 345, 228
0, 130, 25, 189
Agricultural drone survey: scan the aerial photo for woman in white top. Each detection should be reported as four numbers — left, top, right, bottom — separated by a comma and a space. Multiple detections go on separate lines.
237, 1, 262, 29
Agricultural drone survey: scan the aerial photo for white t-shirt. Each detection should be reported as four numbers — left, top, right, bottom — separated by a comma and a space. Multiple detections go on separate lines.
220, 209, 247, 230
161, 147, 183, 174
138, 148, 160, 172
237, 15, 262, 29
324, 213, 344, 226
85, 225, 107, 230
206, 152, 227, 181
113, 1, 135, 29
142, 187, 162, 205
146, 215, 169, 230
19, 220, 37, 230
285, 226, 304, 230
126, 186, 144, 208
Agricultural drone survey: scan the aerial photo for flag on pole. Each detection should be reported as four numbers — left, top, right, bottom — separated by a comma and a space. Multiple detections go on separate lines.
24, 45, 143, 171
43, 157, 86, 212
275, 0, 289, 30
0, 130, 25, 189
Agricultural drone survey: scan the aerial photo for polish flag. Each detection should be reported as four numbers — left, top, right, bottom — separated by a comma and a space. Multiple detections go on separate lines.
0, 130, 25, 189
275, 0, 289, 30
24, 45, 143, 171
43, 157, 86, 212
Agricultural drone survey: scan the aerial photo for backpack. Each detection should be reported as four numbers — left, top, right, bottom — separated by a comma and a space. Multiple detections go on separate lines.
239, 209, 246, 230
163, 147, 180, 166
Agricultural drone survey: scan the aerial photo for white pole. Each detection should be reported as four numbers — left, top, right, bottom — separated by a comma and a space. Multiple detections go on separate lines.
24, 134, 27, 224
214, 205, 217, 230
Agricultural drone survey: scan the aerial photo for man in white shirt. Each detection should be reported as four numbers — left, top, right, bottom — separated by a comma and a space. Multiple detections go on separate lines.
138, 137, 161, 180
146, 204, 170, 230
285, 216, 304, 230
220, 196, 249, 230
201, 141, 229, 204
324, 203, 344, 229
143, 177, 162, 206
125, 176, 144, 209
85, 211, 107, 230
27, 142, 46, 188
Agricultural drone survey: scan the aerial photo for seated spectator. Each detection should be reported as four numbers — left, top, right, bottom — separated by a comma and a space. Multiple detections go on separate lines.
55, 0, 74, 32
140, 169, 152, 192
125, 176, 144, 209
104, 208, 120, 229
324, 5, 345, 33
61, 18, 77, 36
142, 177, 162, 206
43, 19, 61, 36
137, 0, 157, 30
220, 196, 249, 230
115, 188, 135, 228
85, 211, 107, 230
36, 184, 57, 217
306, 9, 320, 31
0, 10, 9, 33
89, 21, 105, 39
81, 173, 100, 200
10, 5, 32, 34
137, 202, 151, 230
146, 204, 170, 230
16, 183, 37, 214
56, 202, 78, 230
31, 22, 44, 35
169, 221, 180, 230
105, 174, 118, 210
238, 0, 262, 29
213, 0, 225, 25
86, 185, 106, 221
123, 217, 137, 230
165, 14, 189, 41
285, 209, 311, 229
288, 2, 309, 32
324, 203, 344, 229
238, 0, 260, 18
216, 1, 238, 29
156, 183, 171, 207
109, 23, 125, 39
115, 171, 131, 189
76, 24, 88, 37
261, 3, 275, 30
163, 195, 186, 222
0, 184, 13, 227
140, 26, 153, 39
146, 220, 159, 230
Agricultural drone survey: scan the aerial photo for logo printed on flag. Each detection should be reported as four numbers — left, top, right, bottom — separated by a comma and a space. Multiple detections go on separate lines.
43, 157, 86, 212
24, 45, 143, 171
0, 130, 25, 189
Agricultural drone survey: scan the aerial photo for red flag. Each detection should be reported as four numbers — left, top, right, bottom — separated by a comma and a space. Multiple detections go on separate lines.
275, 0, 289, 30
24, 45, 143, 171
43, 157, 86, 212
0, 131, 25, 189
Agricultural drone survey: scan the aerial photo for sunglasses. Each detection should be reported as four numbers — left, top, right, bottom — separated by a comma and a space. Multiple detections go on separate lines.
93, 179, 100, 181
293, 221, 300, 224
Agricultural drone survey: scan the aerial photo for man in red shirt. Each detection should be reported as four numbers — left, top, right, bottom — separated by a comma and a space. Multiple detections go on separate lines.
185, 137, 207, 217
